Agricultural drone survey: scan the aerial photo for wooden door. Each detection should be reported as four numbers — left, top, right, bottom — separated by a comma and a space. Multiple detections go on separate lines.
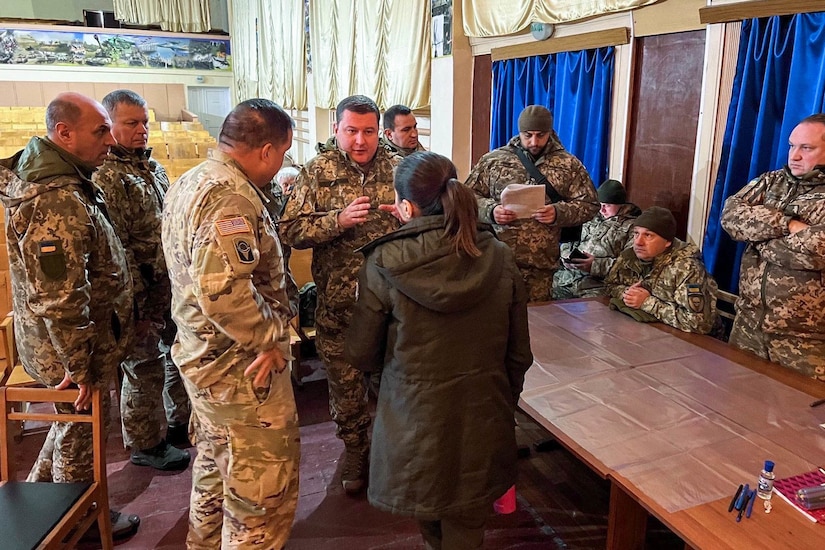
624, 31, 705, 239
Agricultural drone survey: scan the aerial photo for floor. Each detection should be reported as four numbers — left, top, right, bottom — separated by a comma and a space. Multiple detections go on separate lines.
13, 357, 684, 549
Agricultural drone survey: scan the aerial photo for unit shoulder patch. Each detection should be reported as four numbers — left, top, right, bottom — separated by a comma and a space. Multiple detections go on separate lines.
38, 240, 66, 280
686, 283, 704, 313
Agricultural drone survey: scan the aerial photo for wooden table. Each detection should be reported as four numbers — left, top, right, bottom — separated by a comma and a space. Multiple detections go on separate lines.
519, 299, 825, 550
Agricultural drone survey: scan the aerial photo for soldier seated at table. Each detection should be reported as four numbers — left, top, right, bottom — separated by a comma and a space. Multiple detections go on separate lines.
554, 179, 641, 299
605, 206, 721, 335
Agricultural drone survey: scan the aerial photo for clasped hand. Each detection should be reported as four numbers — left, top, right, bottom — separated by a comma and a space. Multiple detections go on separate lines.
622, 282, 650, 309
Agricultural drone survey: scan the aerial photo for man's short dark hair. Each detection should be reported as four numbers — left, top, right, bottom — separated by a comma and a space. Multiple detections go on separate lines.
45, 97, 82, 133
336, 95, 379, 126
219, 99, 294, 149
101, 89, 147, 114
383, 104, 412, 130
799, 113, 825, 129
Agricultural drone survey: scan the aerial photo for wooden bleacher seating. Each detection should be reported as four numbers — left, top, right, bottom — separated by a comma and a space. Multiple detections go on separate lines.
0, 386, 113, 549
167, 141, 197, 160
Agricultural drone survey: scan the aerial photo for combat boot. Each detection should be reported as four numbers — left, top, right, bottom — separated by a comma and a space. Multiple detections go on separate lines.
131, 439, 191, 471
341, 445, 369, 495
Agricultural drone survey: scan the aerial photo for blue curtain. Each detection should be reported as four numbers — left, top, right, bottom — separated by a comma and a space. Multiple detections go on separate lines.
703, 13, 825, 293
490, 48, 614, 186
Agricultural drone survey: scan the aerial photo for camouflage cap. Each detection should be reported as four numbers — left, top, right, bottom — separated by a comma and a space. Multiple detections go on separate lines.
634, 206, 676, 241
518, 105, 553, 133
597, 179, 626, 204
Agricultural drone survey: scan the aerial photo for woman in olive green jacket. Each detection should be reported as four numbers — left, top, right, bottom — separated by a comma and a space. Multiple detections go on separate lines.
346, 152, 533, 549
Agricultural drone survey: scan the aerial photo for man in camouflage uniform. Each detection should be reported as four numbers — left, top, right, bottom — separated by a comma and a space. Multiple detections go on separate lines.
279, 95, 401, 494
554, 179, 641, 299
605, 206, 719, 334
162, 99, 298, 549
466, 105, 598, 302
0, 92, 140, 537
95, 89, 190, 470
721, 114, 825, 380
381, 104, 425, 157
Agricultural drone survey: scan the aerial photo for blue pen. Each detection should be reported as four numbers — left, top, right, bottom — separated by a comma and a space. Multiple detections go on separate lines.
737, 490, 752, 522
735, 483, 750, 510
745, 488, 756, 518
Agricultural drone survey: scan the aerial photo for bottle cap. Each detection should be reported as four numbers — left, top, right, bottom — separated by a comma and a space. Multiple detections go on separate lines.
764, 460, 774, 472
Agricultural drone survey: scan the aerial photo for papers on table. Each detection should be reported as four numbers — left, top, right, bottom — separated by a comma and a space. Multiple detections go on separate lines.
501, 184, 545, 219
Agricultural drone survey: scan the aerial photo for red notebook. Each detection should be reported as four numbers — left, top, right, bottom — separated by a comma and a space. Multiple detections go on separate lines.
773, 469, 825, 524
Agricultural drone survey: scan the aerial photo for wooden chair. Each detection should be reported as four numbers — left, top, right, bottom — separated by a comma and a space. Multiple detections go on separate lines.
0, 313, 43, 443
0, 313, 37, 389
0, 386, 113, 549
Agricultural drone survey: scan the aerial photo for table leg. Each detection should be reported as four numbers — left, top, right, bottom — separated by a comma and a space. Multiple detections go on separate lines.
607, 481, 647, 550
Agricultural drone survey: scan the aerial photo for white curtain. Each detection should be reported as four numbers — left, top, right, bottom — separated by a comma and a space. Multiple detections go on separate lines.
229, 0, 308, 110
310, 0, 431, 110
462, 0, 662, 37
114, 0, 212, 33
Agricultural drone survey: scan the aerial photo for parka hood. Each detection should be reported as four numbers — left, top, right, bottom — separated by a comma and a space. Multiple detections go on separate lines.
0, 137, 96, 210
361, 216, 503, 313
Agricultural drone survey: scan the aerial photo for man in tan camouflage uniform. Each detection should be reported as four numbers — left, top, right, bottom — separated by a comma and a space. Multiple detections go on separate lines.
605, 206, 719, 334
721, 114, 825, 380
162, 99, 299, 549
466, 105, 598, 302
0, 92, 140, 538
554, 179, 641, 299
95, 89, 190, 471
381, 104, 425, 157
280, 95, 401, 494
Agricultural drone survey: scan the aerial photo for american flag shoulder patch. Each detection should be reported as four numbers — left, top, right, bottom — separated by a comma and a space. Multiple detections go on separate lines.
215, 216, 251, 236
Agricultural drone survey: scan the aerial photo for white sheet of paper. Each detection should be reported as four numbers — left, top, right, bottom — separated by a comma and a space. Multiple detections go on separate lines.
500, 184, 545, 219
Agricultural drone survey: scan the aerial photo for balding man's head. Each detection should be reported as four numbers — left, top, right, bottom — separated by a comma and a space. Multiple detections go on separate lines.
218, 99, 294, 187
46, 92, 115, 167
219, 99, 294, 151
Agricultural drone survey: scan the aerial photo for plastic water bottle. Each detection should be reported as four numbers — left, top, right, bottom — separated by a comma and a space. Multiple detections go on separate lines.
757, 460, 775, 500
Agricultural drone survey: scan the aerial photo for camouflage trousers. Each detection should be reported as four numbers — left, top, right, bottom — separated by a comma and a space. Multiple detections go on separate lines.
161, 339, 191, 427
121, 321, 166, 449
27, 374, 114, 483
552, 268, 606, 300
518, 266, 555, 303
730, 320, 825, 381
326, 358, 371, 450
183, 367, 300, 550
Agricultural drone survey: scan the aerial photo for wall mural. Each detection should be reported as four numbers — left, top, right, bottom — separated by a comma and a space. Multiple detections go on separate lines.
0, 27, 231, 71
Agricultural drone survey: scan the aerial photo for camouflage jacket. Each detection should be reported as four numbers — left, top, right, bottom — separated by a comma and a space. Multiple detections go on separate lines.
278, 137, 401, 361
721, 166, 825, 339
556, 203, 641, 298
379, 135, 426, 158
94, 144, 170, 324
262, 180, 298, 318
605, 240, 719, 334
465, 134, 598, 270
162, 149, 292, 389
0, 138, 132, 386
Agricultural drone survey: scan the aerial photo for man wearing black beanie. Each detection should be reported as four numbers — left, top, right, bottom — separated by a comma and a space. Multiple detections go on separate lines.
605, 206, 720, 334
466, 105, 598, 302
555, 179, 641, 299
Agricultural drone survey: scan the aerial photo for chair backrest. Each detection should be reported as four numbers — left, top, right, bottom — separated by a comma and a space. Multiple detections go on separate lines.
0, 387, 113, 549
0, 313, 16, 384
